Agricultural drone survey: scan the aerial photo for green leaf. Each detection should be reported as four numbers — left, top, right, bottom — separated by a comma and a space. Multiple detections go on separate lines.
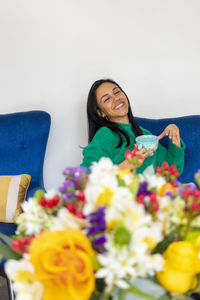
121, 285, 158, 300
0, 241, 21, 262
117, 176, 126, 187
34, 189, 45, 200
127, 175, 139, 197
158, 295, 171, 300
151, 228, 181, 254
0, 232, 12, 247
91, 255, 101, 271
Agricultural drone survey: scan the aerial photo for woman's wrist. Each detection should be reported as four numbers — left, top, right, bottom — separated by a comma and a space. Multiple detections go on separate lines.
118, 160, 132, 170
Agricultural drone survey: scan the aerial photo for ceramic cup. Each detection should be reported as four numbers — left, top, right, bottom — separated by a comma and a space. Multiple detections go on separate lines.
135, 135, 158, 154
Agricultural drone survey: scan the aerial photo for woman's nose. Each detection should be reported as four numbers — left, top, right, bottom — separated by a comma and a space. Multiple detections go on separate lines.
114, 95, 120, 101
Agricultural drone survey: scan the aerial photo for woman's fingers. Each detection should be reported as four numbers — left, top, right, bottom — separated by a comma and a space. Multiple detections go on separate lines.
158, 131, 165, 140
139, 148, 146, 154
144, 149, 154, 158
167, 127, 180, 145
138, 148, 154, 158
158, 124, 181, 147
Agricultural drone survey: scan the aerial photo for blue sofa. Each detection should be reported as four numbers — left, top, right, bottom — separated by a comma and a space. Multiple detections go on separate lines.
135, 115, 200, 183
0, 110, 51, 237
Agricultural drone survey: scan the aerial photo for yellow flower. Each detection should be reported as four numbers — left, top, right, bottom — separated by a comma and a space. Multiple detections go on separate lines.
97, 187, 114, 206
30, 230, 95, 300
159, 183, 177, 197
117, 169, 132, 178
157, 241, 200, 293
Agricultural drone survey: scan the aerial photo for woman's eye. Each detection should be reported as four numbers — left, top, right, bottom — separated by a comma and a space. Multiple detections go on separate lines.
104, 97, 110, 102
114, 90, 120, 95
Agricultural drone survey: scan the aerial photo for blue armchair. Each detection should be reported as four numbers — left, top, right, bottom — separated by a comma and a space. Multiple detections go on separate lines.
0, 110, 51, 237
135, 115, 200, 183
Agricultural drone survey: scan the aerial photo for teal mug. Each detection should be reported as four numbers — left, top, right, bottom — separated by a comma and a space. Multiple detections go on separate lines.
135, 135, 158, 154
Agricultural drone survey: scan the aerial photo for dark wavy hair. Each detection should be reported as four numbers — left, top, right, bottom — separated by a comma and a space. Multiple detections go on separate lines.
87, 79, 143, 148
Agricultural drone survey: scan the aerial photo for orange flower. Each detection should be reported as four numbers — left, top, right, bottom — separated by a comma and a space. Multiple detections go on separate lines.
30, 230, 95, 300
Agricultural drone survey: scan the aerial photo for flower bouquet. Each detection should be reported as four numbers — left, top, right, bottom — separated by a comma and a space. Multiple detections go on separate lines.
1, 148, 200, 300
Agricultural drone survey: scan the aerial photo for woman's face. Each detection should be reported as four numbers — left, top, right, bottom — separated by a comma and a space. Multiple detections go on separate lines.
95, 82, 129, 123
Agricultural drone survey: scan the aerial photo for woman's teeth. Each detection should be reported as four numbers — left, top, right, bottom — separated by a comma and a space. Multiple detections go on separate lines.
114, 103, 124, 110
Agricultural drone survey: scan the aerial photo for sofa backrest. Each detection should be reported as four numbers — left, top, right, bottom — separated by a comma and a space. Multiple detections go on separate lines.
135, 115, 200, 183
0, 110, 51, 193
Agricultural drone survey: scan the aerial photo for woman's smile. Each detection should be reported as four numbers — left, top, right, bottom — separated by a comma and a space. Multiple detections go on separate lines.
113, 101, 125, 110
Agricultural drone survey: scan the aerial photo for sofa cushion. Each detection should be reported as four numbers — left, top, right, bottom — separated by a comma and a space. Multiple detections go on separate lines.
0, 174, 31, 222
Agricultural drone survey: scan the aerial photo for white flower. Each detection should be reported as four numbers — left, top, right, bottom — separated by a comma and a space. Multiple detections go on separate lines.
133, 223, 163, 257
111, 187, 133, 211
105, 187, 134, 227
136, 253, 164, 277
13, 281, 43, 300
83, 185, 106, 215
96, 248, 137, 292
44, 189, 58, 199
170, 196, 187, 225
50, 207, 86, 230
140, 173, 166, 190
124, 202, 150, 230
156, 196, 173, 234
5, 259, 34, 279
5, 259, 43, 300
16, 199, 55, 235
89, 157, 118, 187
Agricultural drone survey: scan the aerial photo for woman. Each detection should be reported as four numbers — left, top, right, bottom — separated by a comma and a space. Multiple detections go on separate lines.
81, 79, 185, 174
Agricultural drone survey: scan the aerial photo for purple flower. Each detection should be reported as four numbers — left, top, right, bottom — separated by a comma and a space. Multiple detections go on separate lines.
61, 193, 74, 202
87, 223, 106, 236
137, 181, 150, 196
93, 236, 107, 247
61, 166, 88, 191
165, 191, 172, 196
87, 207, 106, 236
178, 186, 184, 194
58, 180, 76, 193
87, 206, 107, 252
73, 167, 88, 180
63, 166, 87, 180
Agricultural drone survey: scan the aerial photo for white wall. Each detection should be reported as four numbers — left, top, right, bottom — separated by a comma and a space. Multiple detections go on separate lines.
0, 0, 200, 190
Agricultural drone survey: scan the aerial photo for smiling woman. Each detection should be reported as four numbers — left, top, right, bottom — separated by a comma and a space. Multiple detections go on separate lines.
81, 79, 185, 174
95, 82, 129, 123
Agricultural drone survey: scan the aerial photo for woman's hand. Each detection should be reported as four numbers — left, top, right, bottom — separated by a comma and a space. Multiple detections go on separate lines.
158, 124, 181, 147
118, 159, 135, 170
118, 146, 154, 170
137, 147, 154, 159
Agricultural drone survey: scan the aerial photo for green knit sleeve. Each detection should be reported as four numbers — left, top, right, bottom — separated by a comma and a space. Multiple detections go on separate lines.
81, 127, 117, 169
156, 138, 185, 174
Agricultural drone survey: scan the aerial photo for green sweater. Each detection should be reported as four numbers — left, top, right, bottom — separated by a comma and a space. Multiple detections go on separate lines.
81, 123, 185, 174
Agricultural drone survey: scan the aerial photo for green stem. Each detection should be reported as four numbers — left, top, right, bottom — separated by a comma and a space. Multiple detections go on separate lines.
182, 211, 200, 240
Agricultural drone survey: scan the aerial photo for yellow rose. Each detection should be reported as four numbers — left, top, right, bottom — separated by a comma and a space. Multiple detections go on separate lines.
157, 241, 200, 293
159, 183, 177, 197
30, 230, 95, 300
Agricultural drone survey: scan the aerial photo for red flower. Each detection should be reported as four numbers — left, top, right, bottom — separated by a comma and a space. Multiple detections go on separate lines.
125, 150, 132, 160
39, 197, 47, 207
137, 194, 145, 205
77, 190, 85, 202
162, 162, 170, 171
66, 203, 78, 214
182, 188, 191, 198
149, 193, 157, 204
156, 166, 162, 174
